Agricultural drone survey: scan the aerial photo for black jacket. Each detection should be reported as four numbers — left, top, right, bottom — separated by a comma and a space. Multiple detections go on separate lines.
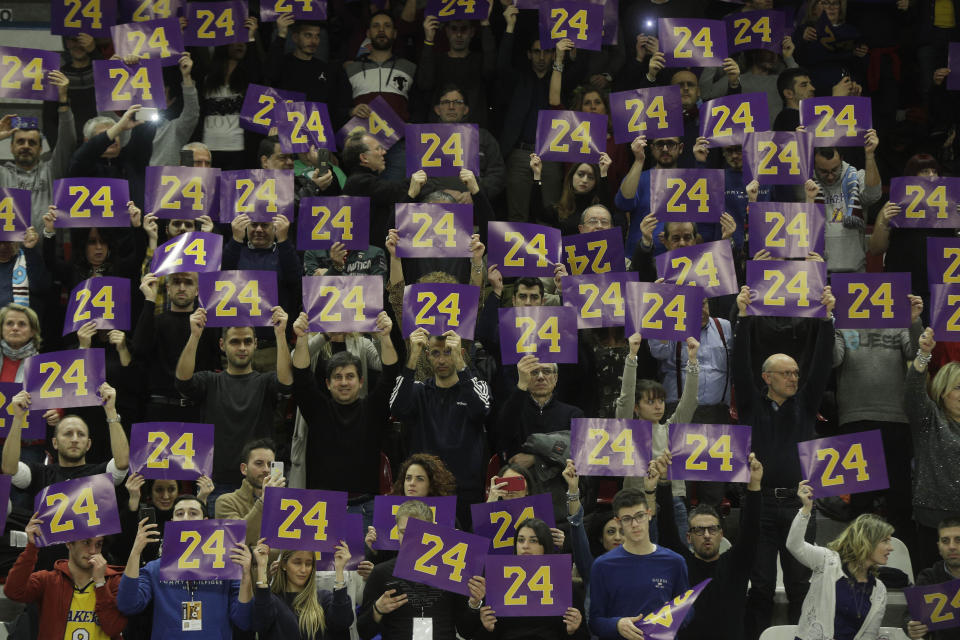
902, 561, 960, 640
496, 388, 583, 459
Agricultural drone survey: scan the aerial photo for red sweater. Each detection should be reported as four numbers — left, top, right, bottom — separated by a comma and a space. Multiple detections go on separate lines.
3, 543, 127, 639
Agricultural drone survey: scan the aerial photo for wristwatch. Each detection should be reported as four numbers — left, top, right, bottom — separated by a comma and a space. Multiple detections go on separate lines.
106, 415, 121, 424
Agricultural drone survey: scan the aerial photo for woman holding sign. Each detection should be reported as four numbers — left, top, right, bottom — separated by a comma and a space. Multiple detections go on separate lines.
528, 153, 616, 235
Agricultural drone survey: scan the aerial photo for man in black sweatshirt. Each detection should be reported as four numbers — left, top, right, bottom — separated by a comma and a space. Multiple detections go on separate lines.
903, 518, 960, 640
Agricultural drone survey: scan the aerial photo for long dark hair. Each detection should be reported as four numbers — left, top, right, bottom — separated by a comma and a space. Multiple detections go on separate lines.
205, 44, 254, 95
514, 517, 554, 553
557, 163, 602, 221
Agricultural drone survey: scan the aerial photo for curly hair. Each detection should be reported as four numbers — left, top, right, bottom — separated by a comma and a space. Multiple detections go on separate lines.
391, 453, 457, 496
826, 513, 894, 575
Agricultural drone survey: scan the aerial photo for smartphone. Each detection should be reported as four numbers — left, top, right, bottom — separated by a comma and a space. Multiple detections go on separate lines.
270, 461, 284, 482
10, 116, 38, 130
136, 107, 160, 122
138, 505, 157, 527
494, 475, 526, 492
640, 17, 657, 35
180, 148, 195, 166
315, 148, 331, 174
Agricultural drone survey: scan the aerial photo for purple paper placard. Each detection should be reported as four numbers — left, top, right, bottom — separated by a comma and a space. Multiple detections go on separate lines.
659, 18, 728, 67
120, 0, 184, 21
745, 260, 826, 318
535, 110, 606, 164
539, 1, 604, 51
277, 101, 337, 154
219, 169, 295, 223
570, 418, 651, 476
316, 512, 364, 571
239, 84, 305, 135
904, 580, 960, 631
394, 518, 488, 595
303, 275, 382, 333
650, 169, 725, 223
150, 231, 223, 276
144, 166, 221, 221
485, 554, 573, 617
747, 202, 826, 258
635, 579, 711, 639
668, 423, 751, 482
260, 487, 349, 552
700, 93, 770, 147
160, 519, 246, 580
335, 96, 404, 152
425, 0, 484, 20
561, 272, 639, 329
406, 123, 480, 177
888, 177, 960, 229
831, 272, 911, 329
198, 270, 279, 327
51, 0, 118, 36
22, 349, 106, 410
562, 228, 625, 275
949, 43, 960, 91
401, 283, 479, 339
371, 495, 457, 551
33, 474, 121, 547
260, 0, 327, 21
128, 422, 214, 479
797, 430, 889, 499
183, 1, 249, 46
0, 48, 62, 101
743, 131, 814, 185
111, 18, 185, 66
0, 188, 30, 241
487, 221, 562, 278
472, 494, 557, 554
297, 196, 370, 251
930, 284, 960, 341
927, 237, 960, 286
656, 240, 738, 298
799, 97, 872, 147
726, 10, 785, 53
395, 202, 472, 258
92, 58, 165, 111
63, 277, 131, 334
498, 306, 579, 365
53, 178, 131, 228
609, 85, 684, 144
0, 382, 46, 441
624, 281, 705, 342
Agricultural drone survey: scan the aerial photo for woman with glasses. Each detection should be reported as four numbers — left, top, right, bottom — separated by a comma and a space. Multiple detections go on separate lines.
793, 0, 868, 93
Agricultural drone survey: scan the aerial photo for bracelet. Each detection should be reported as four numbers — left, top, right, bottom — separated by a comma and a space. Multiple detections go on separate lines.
566, 491, 579, 501
552, 62, 564, 72
644, 489, 656, 495
685, 359, 700, 375
374, 603, 386, 616
916, 350, 932, 367
424, 40, 434, 46
334, 581, 346, 589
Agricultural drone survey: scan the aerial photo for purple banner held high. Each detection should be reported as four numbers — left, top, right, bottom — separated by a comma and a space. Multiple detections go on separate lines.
93, 58, 165, 111
425, 0, 485, 20
668, 423, 752, 482
51, 0, 117, 37
239, 84, 305, 135
949, 43, 960, 91
260, 487, 349, 552
485, 554, 573, 617
111, 19, 185, 66
471, 494, 557, 554
747, 202, 826, 258
393, 518, 488, 595
562, 228, 626, 275
160, 519, 246, 580
297, 196, 370, 251
831, 272, 911, 329
0, 188, 30, 241
726, 10, 785, 53
700, 93, 770, 147
487, 221, 562, 278
316, 512, 364, 571
635, 579, 712, 640
395, 202, 472, 258
535, 110, 606, 164
656, 240, 738, 298
561, 272, 638, 329
798, 430, 889, 499
499, 306, 578, 365
927, 237, 960, 286
0, 48, 62, 101
277, 101, 336, 154
649, 169, 725, 223
930, 284, 960, 341
539, 1, 604, 51
799, 97, 872, 147
371, 495, 457, 551
401, 283, 479, 339
33, 474, 121, 546
624, 281, 705, 342
22, 349, 106, 410
128, 422, 214, 480
570, 418, 651, 476
888, 177, 960, 229
63, 277, 131, 334
53, 178, 131, 228
144, 166, 221, 220
609, 85, 684, 144
183, 1, 249, 46
120, 0, 183, 21
406, 123, 480, 177
303, 275, 382, 333
904, 580, 960, 632
0, 382, 46, 441
659, 18, 728, 67
149, 231, 223, 276
745, 260, 827, 318
198, 270, 279, 327
260, 0, 327, 20
335, 96, 404, 152
219, 169, 294, 223
743, 131, 814, 185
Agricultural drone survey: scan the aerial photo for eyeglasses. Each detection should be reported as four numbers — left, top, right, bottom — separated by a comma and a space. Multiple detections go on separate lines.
815, 166, 842, 178
531, 368, 556, 378
428, 348, 453, 358
668, 234, 695, 244
652, 140, 679, 150
618, 511, 649, 526
690, 525, 721, 536
770, 370, 800, 379
439, 99, 465, 107
583, 217, 612, 228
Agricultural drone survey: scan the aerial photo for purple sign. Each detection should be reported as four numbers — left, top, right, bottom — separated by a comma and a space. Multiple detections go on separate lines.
160, 519, 247, 580
927, 237, 960, 285
93, 58, 165, 110
145, 166, 221, 221
0, 188, 30, 241
471, 494, 557, 554
888, 177, 960, 229
799, 97, 872, 147
743, 131, 814, 185
650, 169, 725, 223
562, 228, 626, 275
298, 196, 369, 251
111, 18, 185, 66
22, 349, 106, 410
747, 202, 826, 258
930, 284, 960, 341
183, 1, 250, 46
570, 418, 651, 476
635, 579, 711, 640
401, 283, 479, 339
128, 422, 214, 480
120, 0, 183, 21
219, 169, 294, 223
316, 512, 364, 571
406, 124, 480, 177
726, 10, 785, 53
562, 271, 638, 329
745, 260, 826, 318
239, 84, 305, 135
700, 93, 770, 147
51, 0, 117, 36
535, 110, 606, 163
149, 231, 223, 276
33, 474, 121, 547
0, 48, 62, 101
335, 96, 404, 152
539, 1, 604, 51
624, 281, 705, 342
498, 306, 578, 365
610, 86, 684, 144
277, 101, 336, 154
371, 495, 457, 551
63, 277, 131, 334
659, 18, 728, 67
485, 554, 573, 617
395, 203, 472, 258
598, 0, 618, 45
0, 382, 46, 441
260, 487, 349, 552
425, 0, 484, 20
53, 178, 130, 228
303, 275, 382, 333
798, 430, 889, 499
950, 43, 960, 91
668, 423, 751, 482
831, 272, 911, 329
488, 221, 562, 278
198, 270, 279, 327
260, 0, 326, 20
904, 580, 960, 631
394, 518, 488, 595
656, 240, 738, 298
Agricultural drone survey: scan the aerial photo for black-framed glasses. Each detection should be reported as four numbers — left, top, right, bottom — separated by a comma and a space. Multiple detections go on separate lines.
618, 511, 649, 526
652, 140, 679, 150
690, 525, 721, 536
439, 99, 465, 107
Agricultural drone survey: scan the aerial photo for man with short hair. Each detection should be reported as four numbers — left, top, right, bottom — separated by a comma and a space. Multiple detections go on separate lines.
616, 136, 683, 254
269, 16, 346, 122
344, 12, 417, 122
904, 518, 960, 640
216, 438, 287, 545
774, 68, 861, 131
181, 141, 212, 167
70, 105, 153, 207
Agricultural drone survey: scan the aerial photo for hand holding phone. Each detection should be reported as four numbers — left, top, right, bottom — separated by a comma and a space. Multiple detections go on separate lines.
493, 475, 526, 492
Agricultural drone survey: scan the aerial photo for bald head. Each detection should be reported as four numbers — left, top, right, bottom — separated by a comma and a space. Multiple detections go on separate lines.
761, 354, 800, 404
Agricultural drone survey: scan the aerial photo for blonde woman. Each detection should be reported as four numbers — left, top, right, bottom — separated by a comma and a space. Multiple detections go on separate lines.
787, 481, 893, 640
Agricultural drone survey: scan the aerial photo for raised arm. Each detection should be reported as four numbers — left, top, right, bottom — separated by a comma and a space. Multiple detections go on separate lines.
786, 481, 828, 570
1, 390, 28, 476
614, 333, 642, 419
666, 338, 700, 424
99, 383, 129, 470
175, 307, 206, 381
272, 307, 292, 386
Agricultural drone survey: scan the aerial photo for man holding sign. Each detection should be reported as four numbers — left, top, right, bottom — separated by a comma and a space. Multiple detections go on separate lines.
903, 519, 960, 639
70, 105, 152, 207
